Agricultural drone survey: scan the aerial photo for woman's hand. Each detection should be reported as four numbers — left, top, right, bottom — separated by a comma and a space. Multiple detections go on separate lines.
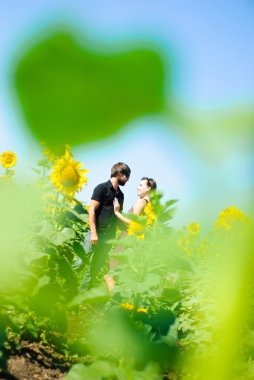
113, 197, 121, 213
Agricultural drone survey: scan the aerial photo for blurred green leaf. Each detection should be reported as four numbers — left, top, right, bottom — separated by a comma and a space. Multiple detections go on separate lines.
14, 31, 166, 152
50, 227, 75, 246
68, 286, 110, 308
31, 275, 50, 297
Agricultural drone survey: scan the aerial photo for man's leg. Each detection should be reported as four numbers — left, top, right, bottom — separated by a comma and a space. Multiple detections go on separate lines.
89, 241, 111, 285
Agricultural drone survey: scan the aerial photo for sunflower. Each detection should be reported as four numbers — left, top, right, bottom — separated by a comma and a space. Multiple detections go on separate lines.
50, 148, 88, 195
187, 222, 200, 235
177, 236, 191, 256
214, 206, 249, 230
127, 221, 145, 240
143, 202, 156, 226
137, 307, 148, 314
0, 151, 17, 168
120, 303, 135, 311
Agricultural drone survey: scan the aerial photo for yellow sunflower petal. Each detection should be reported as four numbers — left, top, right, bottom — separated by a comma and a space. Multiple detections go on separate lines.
50, 147, 88, 196
127, 221, 144, 237
144, 202, 156, 225
0, 151, 17, 169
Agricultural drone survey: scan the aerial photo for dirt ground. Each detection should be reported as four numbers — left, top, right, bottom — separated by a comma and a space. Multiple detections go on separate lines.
0, 341, 71, 380
0, 306, 100, 379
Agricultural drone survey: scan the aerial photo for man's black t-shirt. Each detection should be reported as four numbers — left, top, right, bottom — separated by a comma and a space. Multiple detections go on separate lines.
91, 180, 124, 237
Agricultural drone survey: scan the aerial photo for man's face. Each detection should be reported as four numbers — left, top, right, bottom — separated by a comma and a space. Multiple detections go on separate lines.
117, 172, 130, 186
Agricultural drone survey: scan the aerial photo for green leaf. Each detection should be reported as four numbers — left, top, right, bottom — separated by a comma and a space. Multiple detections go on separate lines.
14, 31, 166, 152
67, 208, 88, 223
50, 227, 75, 245
161, 319, 179, 346
25, 250, 48, 264
68, 286, 110, 308
165, 199, 178, 207
31, 275, 50, 297
30, 167, 41, 175
135, 273, 161, 293
66, 361, 114, 380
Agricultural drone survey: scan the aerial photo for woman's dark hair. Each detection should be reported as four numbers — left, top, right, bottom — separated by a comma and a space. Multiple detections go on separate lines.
111, 162, 131, 178
141, 177, 157, 190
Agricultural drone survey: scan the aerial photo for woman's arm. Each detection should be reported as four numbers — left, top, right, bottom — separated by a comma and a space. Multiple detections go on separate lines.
114, 210, 132, 224
114, 198, 146, 225
113, 197, 131, 224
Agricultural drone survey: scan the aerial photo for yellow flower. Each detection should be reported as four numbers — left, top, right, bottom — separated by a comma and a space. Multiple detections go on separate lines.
214, 206, 249, 230
178, 236, 188, 248
143, 202, 156, 226
120, 303, 135, 311
50, 147, 88, 196
137, 307, 148, 314
0, 151, 17, 168
187, 222, 200, 235
127, 221, 145, 239
177, 236, 191, 255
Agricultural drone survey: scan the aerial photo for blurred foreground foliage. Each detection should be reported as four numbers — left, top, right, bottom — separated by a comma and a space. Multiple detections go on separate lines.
14, 31, 166, 153
0, 149, 253, 380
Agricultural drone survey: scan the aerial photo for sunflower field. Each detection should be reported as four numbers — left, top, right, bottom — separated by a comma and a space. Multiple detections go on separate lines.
0, 148, 253, 380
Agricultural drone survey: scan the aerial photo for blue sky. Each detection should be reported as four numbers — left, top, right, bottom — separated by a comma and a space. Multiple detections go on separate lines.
0, 0, 253, 227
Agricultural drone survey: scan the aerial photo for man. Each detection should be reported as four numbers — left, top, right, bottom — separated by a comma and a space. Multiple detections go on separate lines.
88, 162, 131, 285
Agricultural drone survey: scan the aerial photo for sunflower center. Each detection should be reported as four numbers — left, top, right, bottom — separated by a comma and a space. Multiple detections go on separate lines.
60, 165, 80, 187
6, 154, 13, 163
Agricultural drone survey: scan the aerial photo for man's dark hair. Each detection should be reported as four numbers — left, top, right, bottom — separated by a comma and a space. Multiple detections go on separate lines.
141, 177, 157, 190
111, 162, 131, 178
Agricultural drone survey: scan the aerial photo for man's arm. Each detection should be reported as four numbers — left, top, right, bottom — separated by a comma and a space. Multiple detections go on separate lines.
88, 199, 100, 244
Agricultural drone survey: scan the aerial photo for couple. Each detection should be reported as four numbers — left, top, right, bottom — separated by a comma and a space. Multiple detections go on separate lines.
88, 162, 156, 284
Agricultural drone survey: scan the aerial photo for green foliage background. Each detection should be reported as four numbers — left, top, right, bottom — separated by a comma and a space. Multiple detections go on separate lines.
0, 157, 253, 379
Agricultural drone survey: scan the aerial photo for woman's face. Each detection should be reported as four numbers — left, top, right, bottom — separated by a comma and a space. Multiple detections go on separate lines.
137, 179, 150, 198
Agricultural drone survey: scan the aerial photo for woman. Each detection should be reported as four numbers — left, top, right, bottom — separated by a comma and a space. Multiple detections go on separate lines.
113, 176, 157, 224
105, 177, 157, 291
